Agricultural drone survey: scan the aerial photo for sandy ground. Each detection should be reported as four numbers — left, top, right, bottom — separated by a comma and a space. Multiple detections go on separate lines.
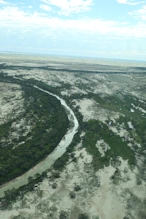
1, 147, 145, 219
96, 139, 110, 157
0, 82, 35, 148
0, 56, 146, 219
73, 98, 121, 123
0, 83, 24, 125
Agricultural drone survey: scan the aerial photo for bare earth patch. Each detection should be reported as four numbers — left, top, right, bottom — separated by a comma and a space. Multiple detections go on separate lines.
0, 55, 146, 219
0, 83, 24, 125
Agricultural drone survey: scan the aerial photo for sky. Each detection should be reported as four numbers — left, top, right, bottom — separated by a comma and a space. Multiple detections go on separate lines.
0, 0, 146, 61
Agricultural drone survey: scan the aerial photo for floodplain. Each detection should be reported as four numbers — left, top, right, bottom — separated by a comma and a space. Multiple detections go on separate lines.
0, 54, 146, 219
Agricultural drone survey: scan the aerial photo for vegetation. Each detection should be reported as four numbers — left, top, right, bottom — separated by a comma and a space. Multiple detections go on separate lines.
0, 170, 48, 210
82, 119, 136, 168
0, 75, 69, 185
78, 213, 89, 219
53, 131, 81, 171
87, 92, 146, 146
0, 65, 146, 214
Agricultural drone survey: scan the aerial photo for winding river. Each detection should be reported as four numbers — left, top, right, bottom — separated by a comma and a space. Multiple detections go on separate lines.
0, 85, 79, 198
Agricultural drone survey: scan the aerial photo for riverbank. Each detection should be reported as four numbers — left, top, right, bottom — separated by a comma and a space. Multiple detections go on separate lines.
0, 85, 79, 198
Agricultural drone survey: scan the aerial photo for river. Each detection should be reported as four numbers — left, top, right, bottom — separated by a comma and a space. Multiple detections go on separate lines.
0, 85, 79, 198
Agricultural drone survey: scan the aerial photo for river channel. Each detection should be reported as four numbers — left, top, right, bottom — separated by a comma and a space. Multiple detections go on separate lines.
0, 85, 79, 198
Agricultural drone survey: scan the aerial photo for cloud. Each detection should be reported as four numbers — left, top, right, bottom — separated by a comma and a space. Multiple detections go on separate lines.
1, 5, 146, 39
40, 4, 52, 11
129, 5, 146, 20
0, 0, 7, 4
41, 0, 93, 15
116, 0, 144, 5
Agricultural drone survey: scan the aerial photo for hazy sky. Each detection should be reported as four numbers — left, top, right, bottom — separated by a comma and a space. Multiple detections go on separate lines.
0, 0, 146, 60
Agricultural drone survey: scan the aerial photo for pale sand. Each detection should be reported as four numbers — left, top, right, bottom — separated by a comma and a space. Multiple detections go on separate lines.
0, 83, 24, 125
0, 58, 146, 218
96, 139, 110, 157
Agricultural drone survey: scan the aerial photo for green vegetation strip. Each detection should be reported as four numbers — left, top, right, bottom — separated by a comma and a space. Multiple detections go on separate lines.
0, 76, 69, 185
82, 120, 136, 168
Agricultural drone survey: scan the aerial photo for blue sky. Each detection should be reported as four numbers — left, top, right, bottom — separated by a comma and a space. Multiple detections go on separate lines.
0, 0, 146, 60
